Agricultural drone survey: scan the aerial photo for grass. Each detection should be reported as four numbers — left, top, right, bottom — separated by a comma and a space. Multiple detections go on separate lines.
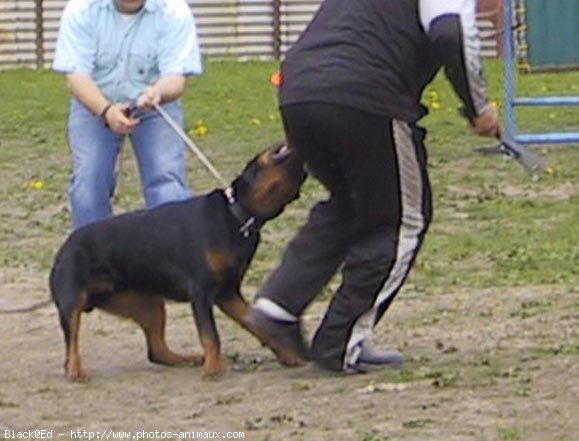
498, 426, 525, 441
359, 431, 391, 441
0, 59, 578, 295
1, 59, 577, 440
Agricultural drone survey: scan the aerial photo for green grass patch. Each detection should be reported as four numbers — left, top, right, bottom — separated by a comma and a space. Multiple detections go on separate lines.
0, 60, 577, 294
498, 426, 525, 441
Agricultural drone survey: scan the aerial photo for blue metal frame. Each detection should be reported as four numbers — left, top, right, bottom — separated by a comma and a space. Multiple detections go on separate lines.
503, 0, 579, 145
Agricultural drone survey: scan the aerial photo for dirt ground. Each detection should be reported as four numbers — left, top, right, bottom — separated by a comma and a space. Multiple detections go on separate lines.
1, 266, 577, 441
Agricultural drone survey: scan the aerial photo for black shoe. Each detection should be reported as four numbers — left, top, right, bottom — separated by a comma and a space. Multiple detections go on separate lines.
248, 307, 310, 366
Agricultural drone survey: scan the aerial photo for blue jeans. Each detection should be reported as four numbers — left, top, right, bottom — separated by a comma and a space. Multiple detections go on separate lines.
67, 98, 192, 229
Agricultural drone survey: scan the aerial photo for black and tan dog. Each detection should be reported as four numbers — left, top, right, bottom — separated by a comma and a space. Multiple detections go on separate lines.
50, 142, 306, 381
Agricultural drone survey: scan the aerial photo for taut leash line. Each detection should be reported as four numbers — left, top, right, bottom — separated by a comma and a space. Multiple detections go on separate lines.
153, 103, 229, 188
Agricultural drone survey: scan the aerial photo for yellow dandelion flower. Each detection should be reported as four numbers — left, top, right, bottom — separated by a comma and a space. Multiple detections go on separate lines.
428, 91, 439, 100
30, 179, 45, 190
193, 121, 209, 137
426, 90, 442, 110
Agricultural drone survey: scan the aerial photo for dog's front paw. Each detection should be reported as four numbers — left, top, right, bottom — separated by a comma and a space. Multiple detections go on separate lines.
202, 359, 226, 381
66, 361, 90, 383
270, 345, 308, 367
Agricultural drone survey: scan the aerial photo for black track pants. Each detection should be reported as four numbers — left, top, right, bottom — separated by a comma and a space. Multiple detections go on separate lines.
258, 103, 433, 370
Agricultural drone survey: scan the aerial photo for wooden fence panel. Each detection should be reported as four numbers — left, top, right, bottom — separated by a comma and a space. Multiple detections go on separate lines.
0, 0, 498, 69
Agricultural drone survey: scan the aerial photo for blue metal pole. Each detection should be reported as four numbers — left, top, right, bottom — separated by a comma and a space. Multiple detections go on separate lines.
515, 96, 579, 106
516, 132, 579, 145
503, 0, 517, 140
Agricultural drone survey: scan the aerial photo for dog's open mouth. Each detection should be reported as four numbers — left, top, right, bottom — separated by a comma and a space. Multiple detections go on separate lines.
272, 143, 292, 163
273, 144, 306, 183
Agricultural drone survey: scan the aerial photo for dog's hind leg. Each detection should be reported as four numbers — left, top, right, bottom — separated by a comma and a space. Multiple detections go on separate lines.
55, 292, 89, 382
100, 292, 203, 366
50, 265, 89, 382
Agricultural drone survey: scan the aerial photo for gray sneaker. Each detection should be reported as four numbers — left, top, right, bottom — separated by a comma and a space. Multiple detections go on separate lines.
346, 344, 404, 373
248, 307, 310, 366
358, 344, 404, 366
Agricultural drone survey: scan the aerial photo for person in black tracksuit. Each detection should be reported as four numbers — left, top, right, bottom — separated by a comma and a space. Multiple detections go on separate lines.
250, 0, 500, 372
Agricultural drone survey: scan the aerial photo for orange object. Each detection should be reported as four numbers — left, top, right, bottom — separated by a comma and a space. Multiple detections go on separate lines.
271, 70, 283, 87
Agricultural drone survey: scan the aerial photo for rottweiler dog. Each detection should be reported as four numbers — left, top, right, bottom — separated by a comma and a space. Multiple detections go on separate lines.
50, 142, 306, 381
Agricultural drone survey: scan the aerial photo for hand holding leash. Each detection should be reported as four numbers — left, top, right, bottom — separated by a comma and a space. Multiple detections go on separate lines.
104, 103, 140, 135
137, 84, 162, 111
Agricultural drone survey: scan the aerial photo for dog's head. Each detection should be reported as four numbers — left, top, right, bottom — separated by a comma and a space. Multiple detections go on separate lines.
232, 142, 307, 222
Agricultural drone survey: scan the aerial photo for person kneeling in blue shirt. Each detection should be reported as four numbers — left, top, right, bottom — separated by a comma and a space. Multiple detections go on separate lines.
53, 0, 203, 229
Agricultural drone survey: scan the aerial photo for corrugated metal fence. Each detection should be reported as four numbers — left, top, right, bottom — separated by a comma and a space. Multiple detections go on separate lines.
0, 0, 498, 69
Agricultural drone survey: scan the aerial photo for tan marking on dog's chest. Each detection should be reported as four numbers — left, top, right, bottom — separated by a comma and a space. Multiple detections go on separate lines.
204, 250, 238, 281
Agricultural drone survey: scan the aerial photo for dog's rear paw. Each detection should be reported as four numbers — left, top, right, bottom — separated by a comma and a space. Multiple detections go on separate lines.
65, 358, 90, 382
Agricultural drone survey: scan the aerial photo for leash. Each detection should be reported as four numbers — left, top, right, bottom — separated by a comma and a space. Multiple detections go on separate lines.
1, 105, 246, 313
0, 299, 52, 314
153, 103, 229, 188
153, 103, 261, 237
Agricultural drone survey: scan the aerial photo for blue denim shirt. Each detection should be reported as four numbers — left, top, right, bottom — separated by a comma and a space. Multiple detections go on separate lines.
53, 0, 203, 103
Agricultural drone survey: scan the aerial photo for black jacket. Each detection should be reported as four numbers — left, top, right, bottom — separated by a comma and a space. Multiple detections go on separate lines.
279, 0, 489, 123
